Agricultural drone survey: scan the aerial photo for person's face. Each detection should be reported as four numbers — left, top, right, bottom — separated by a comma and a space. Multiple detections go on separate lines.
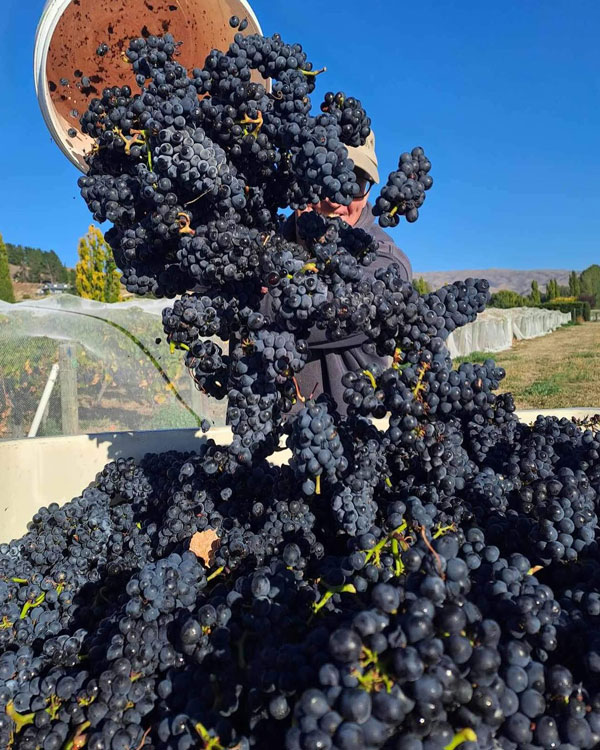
297, 172, 373, 227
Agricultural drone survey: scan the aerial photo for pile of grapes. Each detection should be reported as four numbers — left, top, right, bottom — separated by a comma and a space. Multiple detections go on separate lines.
3, 21, 600, 750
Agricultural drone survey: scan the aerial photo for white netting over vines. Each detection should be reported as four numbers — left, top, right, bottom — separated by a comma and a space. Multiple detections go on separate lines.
0, 297, 571, 440
0, 295, 227, 440
446, 306, 571, 358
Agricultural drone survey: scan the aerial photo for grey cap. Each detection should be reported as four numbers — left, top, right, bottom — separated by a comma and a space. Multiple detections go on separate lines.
346, 129, 380, 184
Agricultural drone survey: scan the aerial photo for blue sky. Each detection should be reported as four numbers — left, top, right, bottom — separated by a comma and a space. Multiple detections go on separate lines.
1, 0, 599, 273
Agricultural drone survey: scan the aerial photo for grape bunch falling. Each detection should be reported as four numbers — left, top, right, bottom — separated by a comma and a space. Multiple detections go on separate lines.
373, 148, 433, 227
5, 20, 600, 750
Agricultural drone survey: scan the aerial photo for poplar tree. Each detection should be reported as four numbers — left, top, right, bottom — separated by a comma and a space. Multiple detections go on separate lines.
546, 279, 559, 301
569, 270, 581, 298
75, 225, 121, 302
104, 252, 122, 303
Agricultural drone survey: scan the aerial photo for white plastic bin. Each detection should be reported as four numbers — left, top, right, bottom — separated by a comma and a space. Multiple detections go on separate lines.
1, 409, 599, 543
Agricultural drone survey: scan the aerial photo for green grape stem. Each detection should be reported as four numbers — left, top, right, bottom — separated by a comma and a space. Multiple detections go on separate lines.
444, 728, 477, 750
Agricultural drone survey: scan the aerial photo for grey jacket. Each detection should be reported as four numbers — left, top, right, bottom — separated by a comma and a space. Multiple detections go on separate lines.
278, 202, 412, 415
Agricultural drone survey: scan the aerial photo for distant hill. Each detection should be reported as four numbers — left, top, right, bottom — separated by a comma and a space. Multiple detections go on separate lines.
413, 268, 573, 296
6, 242, 70, 284
4, 243, 75, 301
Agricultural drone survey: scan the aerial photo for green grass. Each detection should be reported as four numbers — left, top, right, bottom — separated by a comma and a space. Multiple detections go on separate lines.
454, 350, 518, 365
490, 322, 600, 409
570, 350, 600, 359
521, 377, 562, 399
453, 351, 495, 365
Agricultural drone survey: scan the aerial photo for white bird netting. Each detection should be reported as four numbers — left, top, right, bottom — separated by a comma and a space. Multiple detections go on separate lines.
0, 296, 571, 440
446, 307, 571, 358
0, 295, 227, 440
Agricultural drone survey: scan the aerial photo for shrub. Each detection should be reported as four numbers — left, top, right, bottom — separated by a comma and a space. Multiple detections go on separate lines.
488, 289, 530, 308
541, 300, 591, 322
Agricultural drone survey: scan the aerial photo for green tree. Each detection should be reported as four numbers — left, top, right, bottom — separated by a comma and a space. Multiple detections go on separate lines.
67, 268, 77, 293
546, 278, 559, 301
413, 276, 431, 295
569, 270, 581, 297
27, 250, 44, 282
6, 244, 24, 266
0, 233, 15, 303
104, 252, 122, 303
530, 280, 541, 305
5, 242, 69, 283
75, 225, 121, 302
489, 289, 528, 308
580, 264, 600, 307
42, 250, 68, 283
6, 244, 29, 281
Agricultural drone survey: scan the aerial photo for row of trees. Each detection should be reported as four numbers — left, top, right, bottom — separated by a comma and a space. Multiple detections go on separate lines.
5, 236, 600, 312
490, 266, 600, 309
490, 286, 573, 309
399, 271, 600, 310
0, 226, 122, 304
537, 267, 600, 306
407, 273, 599, 311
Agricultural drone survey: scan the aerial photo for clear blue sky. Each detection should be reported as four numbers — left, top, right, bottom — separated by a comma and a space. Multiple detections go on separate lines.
1, 0, 599, 272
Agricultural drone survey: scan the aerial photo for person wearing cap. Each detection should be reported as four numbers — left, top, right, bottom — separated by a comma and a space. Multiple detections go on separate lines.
281, 130, 413, 415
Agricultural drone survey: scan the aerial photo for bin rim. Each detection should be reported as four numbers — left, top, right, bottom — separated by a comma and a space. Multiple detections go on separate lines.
2, 408, 600, 543
4, 407, 600, 448
34, 0, 266, 172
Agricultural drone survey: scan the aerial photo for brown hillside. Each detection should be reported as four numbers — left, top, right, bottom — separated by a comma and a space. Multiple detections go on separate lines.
413, 268, 573, 296
7, 265, 39, 301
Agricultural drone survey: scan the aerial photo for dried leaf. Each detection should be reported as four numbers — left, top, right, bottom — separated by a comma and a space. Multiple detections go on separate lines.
189, 529, 220, 566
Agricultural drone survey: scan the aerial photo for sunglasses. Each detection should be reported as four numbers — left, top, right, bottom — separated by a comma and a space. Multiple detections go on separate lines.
355, 171, 374, 199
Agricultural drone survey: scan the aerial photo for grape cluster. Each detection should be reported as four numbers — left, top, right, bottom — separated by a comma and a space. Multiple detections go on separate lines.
320, 91, 371, 148
184, 339, 229, 400
373, 146, 434, 226
74, 25, 439, 469
8, 21, 600, 750
95, 457, 154, 506
331, 420, 387, 535
289, 399, 347, 495
162, 288, 262, 347
6, 409, 600, 750
76, 26, 379, 298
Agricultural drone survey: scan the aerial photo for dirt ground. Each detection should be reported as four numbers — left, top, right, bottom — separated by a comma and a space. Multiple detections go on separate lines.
476, 322, 600, 409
